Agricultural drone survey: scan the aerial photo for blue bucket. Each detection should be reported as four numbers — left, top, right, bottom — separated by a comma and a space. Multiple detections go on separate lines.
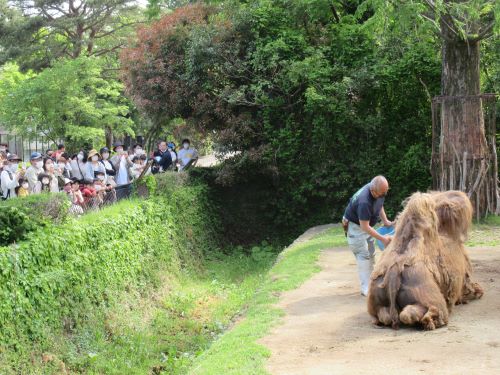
376, 226, 395, 250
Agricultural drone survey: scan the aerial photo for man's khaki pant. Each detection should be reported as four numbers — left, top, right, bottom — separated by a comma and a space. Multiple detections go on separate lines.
346, 221, 375, 296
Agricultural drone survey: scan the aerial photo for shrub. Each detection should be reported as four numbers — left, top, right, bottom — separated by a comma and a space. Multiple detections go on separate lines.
0, 207, 35, 245
0, 178, 220, 350
0, 193, 70, 245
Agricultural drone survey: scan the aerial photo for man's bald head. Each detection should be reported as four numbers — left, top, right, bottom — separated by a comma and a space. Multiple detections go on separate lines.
370, 175, 389, 198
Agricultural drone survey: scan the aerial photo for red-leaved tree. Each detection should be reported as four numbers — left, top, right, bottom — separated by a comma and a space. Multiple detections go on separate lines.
120, 3, 266, 175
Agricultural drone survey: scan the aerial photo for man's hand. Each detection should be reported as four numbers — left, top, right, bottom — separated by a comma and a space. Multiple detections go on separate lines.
383, 220, 394, 227
381, 235, 392, 247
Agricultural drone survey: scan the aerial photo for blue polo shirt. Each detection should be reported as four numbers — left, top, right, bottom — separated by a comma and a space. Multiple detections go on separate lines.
344, 183, 385, 227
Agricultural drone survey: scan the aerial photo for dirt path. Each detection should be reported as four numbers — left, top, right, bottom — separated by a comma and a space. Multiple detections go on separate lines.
260, 243, 500, 375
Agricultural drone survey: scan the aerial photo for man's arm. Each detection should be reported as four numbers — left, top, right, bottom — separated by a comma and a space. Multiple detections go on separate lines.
359, 220, 392, 246
379, 207, 393, 226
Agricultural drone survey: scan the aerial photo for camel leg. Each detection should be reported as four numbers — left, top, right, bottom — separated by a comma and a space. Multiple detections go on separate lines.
375, 307, 392, 326
458, 281, 484, 304
420, 306, 448, 330
471, 282, 484, 299
399, 304, 427, 326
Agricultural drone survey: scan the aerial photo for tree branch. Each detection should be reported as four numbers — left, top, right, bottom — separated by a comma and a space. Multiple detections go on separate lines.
91, 43, 126, 57
469, 20, 496, 42
92, 21, 144, 39
330, 2, 340, 23
418, 77, 432, 103
423, 0, 436, 11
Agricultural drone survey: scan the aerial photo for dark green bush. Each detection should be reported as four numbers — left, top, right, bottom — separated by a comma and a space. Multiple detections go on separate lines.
0, 207, 35, 245
0, 193, 70, 223
0, 194, 70, 245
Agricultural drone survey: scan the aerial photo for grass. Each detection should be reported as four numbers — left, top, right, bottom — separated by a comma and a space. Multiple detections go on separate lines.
12, 215, 495, 374
79, 248, 278, 374
8, 244, 278, 374
187, 226, 345, 375
467, 215, 500, 247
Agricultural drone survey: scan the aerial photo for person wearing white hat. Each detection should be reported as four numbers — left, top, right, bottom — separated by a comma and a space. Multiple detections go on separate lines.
62, 178, 72, 193
84, 149, 107, 183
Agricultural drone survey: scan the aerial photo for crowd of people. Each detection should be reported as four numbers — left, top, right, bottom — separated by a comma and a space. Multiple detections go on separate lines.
0, 139, 199, 212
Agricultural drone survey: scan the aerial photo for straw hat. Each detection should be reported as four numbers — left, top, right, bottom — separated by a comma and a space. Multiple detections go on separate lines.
87, 149, 101, 160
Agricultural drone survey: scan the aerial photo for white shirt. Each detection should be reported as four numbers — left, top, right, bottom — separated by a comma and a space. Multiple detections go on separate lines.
102, 159, 113, 171
177, 148, 198, 170
116, 157, 129, 185
70, 160, 86, 180
169, 150, 177, 163
1, 169, 18, 199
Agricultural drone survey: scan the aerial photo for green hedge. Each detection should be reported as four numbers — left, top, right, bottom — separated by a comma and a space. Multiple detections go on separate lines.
0, 176, 220, 352
0, 193, 70, 246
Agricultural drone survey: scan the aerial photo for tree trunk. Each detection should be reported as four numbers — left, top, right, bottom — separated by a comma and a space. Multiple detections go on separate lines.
105, 126, 113, 149
432, 28, 498, 218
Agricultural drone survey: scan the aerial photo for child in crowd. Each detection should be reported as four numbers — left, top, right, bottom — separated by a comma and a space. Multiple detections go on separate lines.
16, 178, 30, 197
68, 179, 84, 215
33, 172, 52, 194
81, 179, 101, 209
2, 141, 172, 206
130, 156, 145, 180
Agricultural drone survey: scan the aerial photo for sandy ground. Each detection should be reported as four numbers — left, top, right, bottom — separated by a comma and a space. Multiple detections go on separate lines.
260, 241, 500, 375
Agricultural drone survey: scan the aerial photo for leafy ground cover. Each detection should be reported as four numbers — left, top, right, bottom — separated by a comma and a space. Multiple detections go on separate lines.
1, 241, 277, 374
187, 227, 345, 375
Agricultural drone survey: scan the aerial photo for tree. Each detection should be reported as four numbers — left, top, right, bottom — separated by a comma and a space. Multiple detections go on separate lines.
420, 0, 498, 217
120, 3, 218, 140
0, 0, 142, 71
121, 0, 441, 229
0, 62, 32, 97
0, 57, 134, 149
361, 0, 498, 217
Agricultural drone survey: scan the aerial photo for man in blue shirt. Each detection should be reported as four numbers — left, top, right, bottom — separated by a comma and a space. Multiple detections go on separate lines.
343, 175, 393, 296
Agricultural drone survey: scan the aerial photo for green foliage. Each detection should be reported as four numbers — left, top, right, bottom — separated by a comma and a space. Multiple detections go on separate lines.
0, 62, 32, 97
67, 247, 275, 374
131, 174, 158, 198
121, 0, 442, 231
189, 226, 345, 374
249, 242, 275, 263
0, 207, 35, 245
157, 175, 223, 261
0, 57, 135, 150
467, 215, 500, 247
0, 177, 220, 366
0, 0, 142, 71
0, 193, 70, 245
0, 173, 283, 374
